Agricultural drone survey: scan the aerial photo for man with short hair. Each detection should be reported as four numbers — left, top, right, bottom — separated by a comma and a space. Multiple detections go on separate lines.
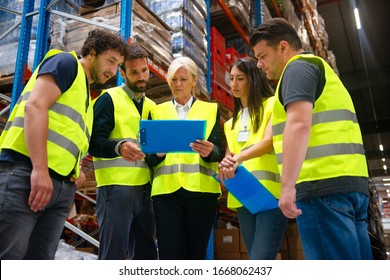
89, 43, 157, 260
250, 18, 372, 260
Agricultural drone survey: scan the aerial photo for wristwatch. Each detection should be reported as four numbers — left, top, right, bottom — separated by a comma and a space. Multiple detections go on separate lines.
117, 141, 125, 156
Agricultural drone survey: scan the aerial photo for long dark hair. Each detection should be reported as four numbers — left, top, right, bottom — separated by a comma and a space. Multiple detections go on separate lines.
231, 57, 274, 133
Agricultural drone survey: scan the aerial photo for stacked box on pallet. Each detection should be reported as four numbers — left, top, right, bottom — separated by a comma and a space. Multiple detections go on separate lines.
225, 47, 240, 67
144, 0, 208, 93
50, 1, 173, 74
209, 26, 233, 110
0, 0, 81, 76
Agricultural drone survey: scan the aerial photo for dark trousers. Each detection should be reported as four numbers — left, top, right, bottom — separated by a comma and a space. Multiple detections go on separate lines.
96, 183, 157, 260
153, 188, 218, 260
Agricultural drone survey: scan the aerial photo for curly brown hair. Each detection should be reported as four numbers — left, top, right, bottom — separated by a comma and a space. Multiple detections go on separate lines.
81, 29, 128, 58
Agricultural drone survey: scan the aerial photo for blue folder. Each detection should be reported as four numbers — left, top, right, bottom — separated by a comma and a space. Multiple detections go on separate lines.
139, 120, 206, 153
214, 165, 279, 214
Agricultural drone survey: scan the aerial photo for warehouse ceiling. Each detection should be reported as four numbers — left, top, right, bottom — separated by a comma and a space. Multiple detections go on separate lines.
316, 0, 390, 195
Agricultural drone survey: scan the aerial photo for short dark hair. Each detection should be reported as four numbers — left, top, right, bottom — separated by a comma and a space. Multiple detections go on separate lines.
81, 29, 128, 58
249, 18, 302, 50
230, 57, 274, 133
120, 43, 148, 72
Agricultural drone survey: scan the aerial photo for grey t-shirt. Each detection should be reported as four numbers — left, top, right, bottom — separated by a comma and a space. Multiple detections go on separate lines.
278, 57, 368, 200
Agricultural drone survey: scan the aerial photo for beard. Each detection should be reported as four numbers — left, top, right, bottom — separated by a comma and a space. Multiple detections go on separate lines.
126, 78, 149, 93
90, 59, 111, 85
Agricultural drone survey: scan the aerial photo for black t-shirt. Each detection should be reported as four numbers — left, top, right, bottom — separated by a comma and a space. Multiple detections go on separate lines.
38, 52, 78, 93
0, 52, 79, 179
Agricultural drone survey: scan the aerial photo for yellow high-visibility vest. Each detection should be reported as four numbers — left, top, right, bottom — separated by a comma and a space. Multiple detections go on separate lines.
0, 50, 92, 179
93, 86, 156, 187
150, 100, 221, 196
224, 97, 281, 209
272, 53, 368, 183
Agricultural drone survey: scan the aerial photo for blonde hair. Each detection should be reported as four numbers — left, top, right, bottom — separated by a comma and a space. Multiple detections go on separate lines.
167, 56, 198, 86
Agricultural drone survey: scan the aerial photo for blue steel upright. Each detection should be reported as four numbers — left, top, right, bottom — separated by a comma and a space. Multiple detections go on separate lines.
117, 0, 133, 86
10, 0, 35, 112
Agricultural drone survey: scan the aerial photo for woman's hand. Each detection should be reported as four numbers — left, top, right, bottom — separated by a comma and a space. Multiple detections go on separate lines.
218, 154, 239, 185
190, 139, 214, 157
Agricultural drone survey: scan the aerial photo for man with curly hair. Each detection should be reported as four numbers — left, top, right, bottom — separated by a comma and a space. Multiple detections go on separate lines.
0, 29, 128, 260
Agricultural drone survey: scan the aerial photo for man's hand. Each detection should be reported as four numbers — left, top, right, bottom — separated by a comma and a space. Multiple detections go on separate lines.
29, 169, 53, 212
278, 186, 302, 218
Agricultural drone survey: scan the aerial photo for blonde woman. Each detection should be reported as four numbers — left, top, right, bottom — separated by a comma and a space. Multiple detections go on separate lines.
147, 57, 222, 260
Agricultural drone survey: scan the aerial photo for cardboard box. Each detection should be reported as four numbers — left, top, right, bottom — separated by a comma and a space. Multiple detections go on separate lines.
225, 47, 240, 66
82, 2, 120, 19
286, 221, 299, 236
211, 61, 230, 90
132, 0, 172, 43
280, 236, 288, 251
241, 252, 249, 260
214, 229, 240, 252
215, 252, 241, 260
288, 236, 303, 251
280, 251, 290, 260
289, 250, 305, 260
211, 81, 233, 111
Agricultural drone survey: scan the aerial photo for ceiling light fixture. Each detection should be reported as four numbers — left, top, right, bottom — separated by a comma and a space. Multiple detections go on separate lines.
383, 178, 390, 182
354, 8, 361, 30
379, 144, 384, 151
384, 165, 388, 171
383, 183, 390, 186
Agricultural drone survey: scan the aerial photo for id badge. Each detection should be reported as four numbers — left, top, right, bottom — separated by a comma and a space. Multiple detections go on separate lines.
237, 130, 250, 142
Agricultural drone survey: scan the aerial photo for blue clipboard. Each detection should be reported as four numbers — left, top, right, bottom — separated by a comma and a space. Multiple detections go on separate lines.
139, 120, 206, 153
214, 165, 279, 214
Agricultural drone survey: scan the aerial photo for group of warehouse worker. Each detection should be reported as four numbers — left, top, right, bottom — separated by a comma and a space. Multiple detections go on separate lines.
0, 18, 373, 260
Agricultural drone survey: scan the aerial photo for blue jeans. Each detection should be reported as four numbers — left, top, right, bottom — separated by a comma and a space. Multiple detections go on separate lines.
0, 163, 76, 259
237, 206, 288, 260
296, 192, 373, 260
96, 183, 157, 260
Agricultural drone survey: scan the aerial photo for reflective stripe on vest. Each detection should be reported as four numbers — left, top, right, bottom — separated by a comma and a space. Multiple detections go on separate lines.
273, 109, 358, 136
5, 91, 89, 158
276, 143, 365, 164
7, 117, 80, 159
0, 50, 91, 178
94, 158, 148, 170
252, 170, 280, 182
150, 100, 220, 196
154, 163, 216, 178
272, 53, 368, 182
224, 97, 282, 209
93, 88, 156, 187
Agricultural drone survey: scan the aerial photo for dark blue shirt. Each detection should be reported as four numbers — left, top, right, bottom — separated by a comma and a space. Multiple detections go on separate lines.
0, 52, 78, 179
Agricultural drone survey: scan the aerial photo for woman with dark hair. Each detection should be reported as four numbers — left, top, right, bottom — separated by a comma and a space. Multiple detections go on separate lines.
218, 57, 287, 260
